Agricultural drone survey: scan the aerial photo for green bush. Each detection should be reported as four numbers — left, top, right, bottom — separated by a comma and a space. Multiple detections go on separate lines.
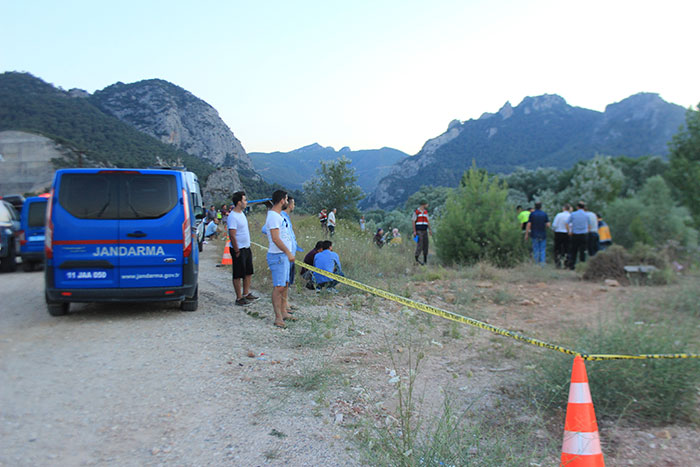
435, 166, 527, 267
528, 312, 700, 425
604, 176, 698, 249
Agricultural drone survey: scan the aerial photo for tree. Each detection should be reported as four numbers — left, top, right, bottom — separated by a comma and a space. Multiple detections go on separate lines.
404, 185, 453, 217
666, 103, 700, 228
435, 165, 527, 267
556, 155, 624, 211
303, 156, 364, 219
612, 155, 668, 197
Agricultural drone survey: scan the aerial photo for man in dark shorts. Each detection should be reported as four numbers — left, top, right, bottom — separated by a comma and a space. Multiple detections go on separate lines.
227, 191, 259, 306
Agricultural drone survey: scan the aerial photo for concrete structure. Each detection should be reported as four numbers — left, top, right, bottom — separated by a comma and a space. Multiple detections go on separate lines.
0, 131, 71, 196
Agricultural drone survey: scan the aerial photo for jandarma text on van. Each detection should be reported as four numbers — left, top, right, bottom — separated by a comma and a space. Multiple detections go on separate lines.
92, 246, 167, 257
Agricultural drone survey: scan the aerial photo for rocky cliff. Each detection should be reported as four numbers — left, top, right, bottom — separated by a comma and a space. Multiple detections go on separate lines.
202, 167, 244, 205
0, 131, 75, 194
91, 79, 255, 174
364, 93, 686, 210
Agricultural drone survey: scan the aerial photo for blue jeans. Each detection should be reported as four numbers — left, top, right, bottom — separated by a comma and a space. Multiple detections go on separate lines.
532, 237, 546, 265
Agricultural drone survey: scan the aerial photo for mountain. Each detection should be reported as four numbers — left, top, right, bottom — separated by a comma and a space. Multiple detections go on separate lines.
364, 93, 686, 210
0, 72, 215, 184
249, 143, 408, 194
90, 79, 255, 177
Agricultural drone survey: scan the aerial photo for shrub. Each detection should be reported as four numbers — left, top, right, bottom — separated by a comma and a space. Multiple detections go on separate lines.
435, 166, 527, 267
528, 312, 700, 425
604, 176, 698, 249
582, 245, 630, 284
583, 244, 674, 285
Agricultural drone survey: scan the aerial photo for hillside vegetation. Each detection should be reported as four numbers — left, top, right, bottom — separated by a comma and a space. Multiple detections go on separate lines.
0, 72, 215, 179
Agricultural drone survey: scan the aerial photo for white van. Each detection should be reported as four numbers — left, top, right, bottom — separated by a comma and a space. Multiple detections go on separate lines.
182, 171, 206, 251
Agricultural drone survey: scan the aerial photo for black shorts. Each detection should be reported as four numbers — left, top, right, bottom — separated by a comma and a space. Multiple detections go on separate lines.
231, 247, 254, 279
289, 262, 295, 285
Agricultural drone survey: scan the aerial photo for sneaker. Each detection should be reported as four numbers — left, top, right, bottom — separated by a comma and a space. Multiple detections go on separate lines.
315, 288, 321, 294
327, 287, 338, 294
235, 298, 250, 306
244, 293, 259, 301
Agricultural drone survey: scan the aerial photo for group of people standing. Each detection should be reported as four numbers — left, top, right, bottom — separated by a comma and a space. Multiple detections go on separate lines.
318, 208, 337, 236
227, 190, 345, 329
519, 201, 612, 269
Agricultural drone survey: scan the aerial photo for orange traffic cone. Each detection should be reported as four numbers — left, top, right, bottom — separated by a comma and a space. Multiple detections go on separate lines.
561, 355, 605, 466
221, 240, 232, 265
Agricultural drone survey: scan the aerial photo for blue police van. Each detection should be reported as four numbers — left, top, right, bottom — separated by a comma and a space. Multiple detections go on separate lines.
44, 168, 199, 316
19, 196, 48, 271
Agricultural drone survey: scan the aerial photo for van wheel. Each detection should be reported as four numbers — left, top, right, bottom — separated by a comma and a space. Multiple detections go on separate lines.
22, 261, 35, 272
198, 237, 204, 252
1, 242, 17, 272
181, 286, 198, 312
46, 291, 70, 316
47, 302, 70, 316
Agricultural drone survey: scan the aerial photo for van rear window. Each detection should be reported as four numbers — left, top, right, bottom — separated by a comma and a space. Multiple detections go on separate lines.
27, 201, 47, 227
59, 173, 178, 220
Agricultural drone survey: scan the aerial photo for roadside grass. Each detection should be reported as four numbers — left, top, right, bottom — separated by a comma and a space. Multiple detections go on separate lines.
526, 282, 700, 426
219, 212, 700, 454
284, 360, 342, 392
356, 335, 553, 466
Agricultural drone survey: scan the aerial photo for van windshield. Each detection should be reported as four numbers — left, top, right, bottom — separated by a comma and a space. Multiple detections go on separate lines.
27, 201, 47, 227
59, 172, 178, 220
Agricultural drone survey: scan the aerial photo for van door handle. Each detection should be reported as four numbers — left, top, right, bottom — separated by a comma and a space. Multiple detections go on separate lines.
127, 231, 147, 238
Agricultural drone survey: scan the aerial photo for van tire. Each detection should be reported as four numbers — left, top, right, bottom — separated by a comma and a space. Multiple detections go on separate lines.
47, 302, 70, 316
181, 286, 198, 312
22, 261, 35, 272
198, 237, 204, 252
1, 241, 18, 272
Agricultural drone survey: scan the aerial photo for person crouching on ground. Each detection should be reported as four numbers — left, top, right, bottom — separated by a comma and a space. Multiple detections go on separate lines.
263, 190, 296, 328
374, 228, 386, 248
301, 241, 324, 290
313, 240, 343, 293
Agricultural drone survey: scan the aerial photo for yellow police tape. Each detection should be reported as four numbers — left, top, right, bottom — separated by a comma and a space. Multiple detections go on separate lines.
251, 242, 699, 362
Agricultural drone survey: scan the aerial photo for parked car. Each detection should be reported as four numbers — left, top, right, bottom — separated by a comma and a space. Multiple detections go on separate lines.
0, 200, 21, 272
0, 194, 26, 212
19, 196, 48, 271
44, 168, 199, 316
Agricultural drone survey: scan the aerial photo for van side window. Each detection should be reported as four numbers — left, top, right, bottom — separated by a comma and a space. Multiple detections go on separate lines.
120, 174, 177, 219
59, 174, 117, 219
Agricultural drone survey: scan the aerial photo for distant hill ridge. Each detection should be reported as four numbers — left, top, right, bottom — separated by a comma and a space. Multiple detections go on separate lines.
364, 92, 686, 209
249, 143, 408, 194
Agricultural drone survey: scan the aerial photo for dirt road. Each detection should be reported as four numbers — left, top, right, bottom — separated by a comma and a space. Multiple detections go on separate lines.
0, 247, 357, 466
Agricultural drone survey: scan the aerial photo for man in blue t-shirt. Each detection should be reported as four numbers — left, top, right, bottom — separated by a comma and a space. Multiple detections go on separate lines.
313, 240, 343, 293
525, 202, 550, 265
567, 201, 590, 269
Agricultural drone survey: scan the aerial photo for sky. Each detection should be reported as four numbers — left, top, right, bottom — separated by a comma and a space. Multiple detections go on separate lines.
2, 0, 698, 155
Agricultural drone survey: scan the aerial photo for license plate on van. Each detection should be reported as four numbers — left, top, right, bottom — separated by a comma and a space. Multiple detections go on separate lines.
29, 235, 45, 242
63, 270, 111, 280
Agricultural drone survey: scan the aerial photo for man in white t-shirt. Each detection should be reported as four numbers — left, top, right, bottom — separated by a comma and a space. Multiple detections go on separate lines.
227, 191, 258, 306
327, 208, 337, 237
264, 190, 296, 328
551, 203, 572, 269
